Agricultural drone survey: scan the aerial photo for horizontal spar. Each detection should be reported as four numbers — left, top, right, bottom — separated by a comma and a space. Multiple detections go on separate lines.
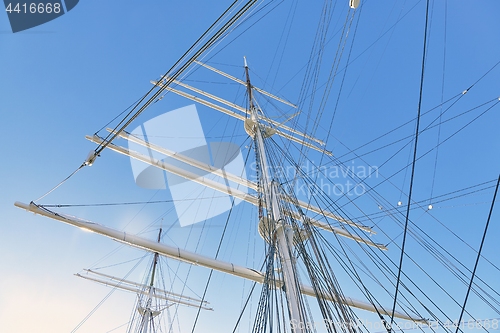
86, 135, 258, 206
82, 268, 209, 304
106, 127, 257, 191
151, 81, 331, 156
157, 77, 324, 147
300, 285, 426, 323
87, 135, 380, 248
15, 201, 265, 284
193, 60, 298, 109
15, 201, 423, 322
75, 273, 214, 310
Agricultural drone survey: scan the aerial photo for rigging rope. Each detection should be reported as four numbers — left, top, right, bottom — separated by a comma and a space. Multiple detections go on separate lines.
389, 0, 429, 325
429, 0, 448, 207
190, 196, 238, 333
70, 256, 147, 332
92, 0, 258, 161
34, 164, 85, 202
454, 175, 500, 333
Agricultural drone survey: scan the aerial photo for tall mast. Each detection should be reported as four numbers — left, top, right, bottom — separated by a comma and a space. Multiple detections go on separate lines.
244, 57, 305, 332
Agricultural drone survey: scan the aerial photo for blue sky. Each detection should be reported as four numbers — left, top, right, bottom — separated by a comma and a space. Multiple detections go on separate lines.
1, 1, 499, 332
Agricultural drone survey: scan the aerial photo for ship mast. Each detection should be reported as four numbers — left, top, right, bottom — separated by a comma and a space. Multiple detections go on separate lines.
137, 229, 162, 333
244, 57, 305, 332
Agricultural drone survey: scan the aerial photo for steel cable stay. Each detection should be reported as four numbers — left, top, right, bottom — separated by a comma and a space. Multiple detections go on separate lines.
294, 7, 362, 227
71, 256, 148, 332
325, 4, 363, 133
286, 89, 500, 268
335, 96, 500, 164
368, 199, 500, 280
235, 67, 414, 330
250, 0, 498, 178
190, 193, 239, 333
266, 134, 496, 330
428, 0, 449, 211
290, 117, 498, 288
311, 4, 359, 143
330, 163, 500, 312
316, 49, 500, 165
301, 215, 429, 333
292, 4, 346, 174
274, 0, 430, 171
300, 161, 500, 323
297, 225, 372, 333
355, 99, 500, 209
262, 138, 422, 330
260, 136, 311, 332
113, 182, 226, 331
317, 46, 500, 168
276, 0, 422, 119
231, 256, 269, 333
248, 130, 498, 324
330, 100, 500, 210
454, 175, 500, 333
289, 0, 339, 170
319, 233, 431, 333
276, 182, 343, 332
382, 206, 500, 308
262, 0, 299, 95
326, 233, 458, 333
67, 111, 254, 306
23, 0, 262, 208
86, 0, 260, 168
350, 180, 498, 222
279, 199, 354, 330
310, 98, 500, 231
294, 198, 423, 333
264, 93, 497, 231
283, 197, 431, 333
329, 228, 473, 333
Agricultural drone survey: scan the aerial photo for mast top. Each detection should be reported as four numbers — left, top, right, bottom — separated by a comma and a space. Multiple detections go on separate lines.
243, 56, 248, 68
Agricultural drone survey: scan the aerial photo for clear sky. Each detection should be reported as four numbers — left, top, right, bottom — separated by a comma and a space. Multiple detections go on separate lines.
1, 1, 499, 332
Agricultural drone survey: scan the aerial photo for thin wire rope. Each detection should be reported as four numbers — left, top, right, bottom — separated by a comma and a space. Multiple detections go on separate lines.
34, 164, 84, 202
268, 128, 428, 326
454, 175, 500, 333
189, 197, 237, 333
71, 256, 147, 332
39, 197, 226, 208
429, 0, 447, 205
390, 0, 430, 325
93, 1, 258, 157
